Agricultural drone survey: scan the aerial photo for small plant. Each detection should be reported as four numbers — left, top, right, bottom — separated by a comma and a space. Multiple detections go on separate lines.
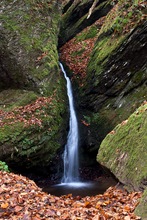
0, 161, 9, 172
112, 16, 129, 33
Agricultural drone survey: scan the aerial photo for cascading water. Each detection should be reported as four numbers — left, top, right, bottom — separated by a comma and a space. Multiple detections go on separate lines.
60, 63, 79, 183
40, 64, 117, 196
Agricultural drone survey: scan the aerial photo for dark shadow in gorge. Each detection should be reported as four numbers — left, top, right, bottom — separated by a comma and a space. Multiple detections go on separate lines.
58, 0, 114, 47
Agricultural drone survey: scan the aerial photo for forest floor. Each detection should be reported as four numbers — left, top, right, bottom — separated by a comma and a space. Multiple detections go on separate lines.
0, 171, 142, 220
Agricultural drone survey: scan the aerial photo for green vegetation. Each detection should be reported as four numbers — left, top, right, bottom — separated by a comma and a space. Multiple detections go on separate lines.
75, 25, 98, 42
0, 78, 67, 169
0, 161, 9, 172
87, 0, 146, 79
88, 35, 124, 77
71, 48, 86, 57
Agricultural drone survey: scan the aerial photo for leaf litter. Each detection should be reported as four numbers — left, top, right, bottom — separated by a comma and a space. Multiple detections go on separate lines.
0, 171, 141, 219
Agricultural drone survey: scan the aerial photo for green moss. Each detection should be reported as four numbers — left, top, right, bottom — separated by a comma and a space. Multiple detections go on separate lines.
0, 92, 65, 167
135, 188, 147, 219
0, 75, 67, 168
86, 0, 146, 83
97, 103, 147, 190
0, 1, 68, 171
71, 48, 86, 57
87, 34, 125, 78
1, 0, 61, 94
0, 122, 24, 143
0, 90, 38, 111
60, 0, 108, 46
97, 36, 124, 62
75, 25, 98, 42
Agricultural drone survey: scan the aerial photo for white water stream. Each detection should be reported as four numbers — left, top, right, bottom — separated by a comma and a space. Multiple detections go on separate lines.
42, 64, 117, 195
60, 63, 79, 183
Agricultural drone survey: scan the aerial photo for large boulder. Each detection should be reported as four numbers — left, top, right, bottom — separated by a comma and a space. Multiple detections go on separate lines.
97, 103, 147, 218
0, 0, 67, 175
97, 102, 147, 191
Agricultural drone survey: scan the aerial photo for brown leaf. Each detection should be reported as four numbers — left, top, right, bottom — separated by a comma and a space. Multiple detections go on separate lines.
14, 205, 23, 212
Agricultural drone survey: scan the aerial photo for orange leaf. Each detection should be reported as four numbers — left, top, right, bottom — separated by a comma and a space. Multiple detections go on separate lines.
124, 205, 131, 211
1, 202, 9, 209
84, 201, 91, 207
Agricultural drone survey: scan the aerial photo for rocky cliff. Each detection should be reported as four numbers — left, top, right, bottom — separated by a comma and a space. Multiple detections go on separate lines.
0, 0, 68, 175
59, 0, 147, 217
60, 0, 147, 162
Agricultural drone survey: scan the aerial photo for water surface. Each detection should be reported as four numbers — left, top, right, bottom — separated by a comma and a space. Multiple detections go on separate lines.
42, 177, 117, 197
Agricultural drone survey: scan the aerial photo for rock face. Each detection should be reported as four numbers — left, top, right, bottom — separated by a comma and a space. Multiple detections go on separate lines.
77, 5, 147, 157
97, 103, 147, 218
0, 0, 67, 175
0, 0, 61, 93
59, 0, 113, 47
97, 103, 147, 191
59, 1, 147, 161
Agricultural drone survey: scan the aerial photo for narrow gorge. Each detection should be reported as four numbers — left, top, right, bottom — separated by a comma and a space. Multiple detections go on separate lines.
0, 0, 147, 219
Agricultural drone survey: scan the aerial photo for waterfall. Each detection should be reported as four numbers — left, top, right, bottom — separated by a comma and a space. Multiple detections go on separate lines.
60, 63, 79, 183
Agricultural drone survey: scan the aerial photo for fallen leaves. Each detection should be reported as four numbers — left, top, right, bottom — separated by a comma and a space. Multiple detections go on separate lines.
0, 96, 53, 128
0, 171, 142, 219
60, 17, 105, 87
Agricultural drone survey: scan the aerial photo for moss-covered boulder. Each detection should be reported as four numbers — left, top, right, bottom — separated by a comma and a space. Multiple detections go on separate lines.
97, 102, 147, 191
0, 0, 68, 175
97, 103, 147, 218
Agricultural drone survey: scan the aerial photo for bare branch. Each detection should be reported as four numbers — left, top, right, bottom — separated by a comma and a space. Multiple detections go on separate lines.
87, 0, 99, 19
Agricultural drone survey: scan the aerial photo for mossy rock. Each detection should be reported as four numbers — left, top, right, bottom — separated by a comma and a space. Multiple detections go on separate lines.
0, 0, 61, 94
0, 89, 38, 110
0, 1, 69, 174
78, 16, 147, 157
135, 188, 147, 219
97, 103, 147, 191
0, 82, 68, 172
